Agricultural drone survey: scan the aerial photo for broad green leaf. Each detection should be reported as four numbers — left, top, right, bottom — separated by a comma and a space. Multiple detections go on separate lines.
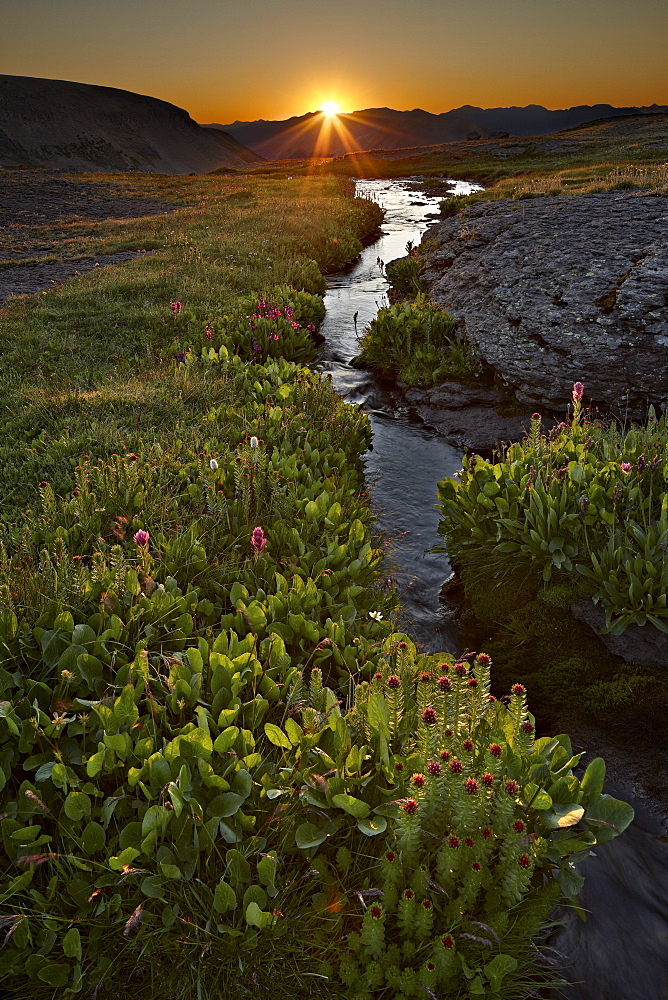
331, 793, 370, 819
284, 717, 303, 745
264, 723, 291, 749
257, 855, 278, 886
208, 792, 245, 818
109, 847, 140, 870
523, 783, 552, 810
584, 794, 634, 843
63, 927, 82, 961
367, 693, 390, 741
141, 875, 167, 898
214, 880, 236, 913
357, 815, 387, 836
37, 963, 70, 987
63, 791, 91, 822
295, 822, 327, 849
558, 864, 585, 900
580, 757, 606, 805
213, 727, 239, 753
485, 954, 518, 991
245, 901, 273, 929
81, 821, 105, 855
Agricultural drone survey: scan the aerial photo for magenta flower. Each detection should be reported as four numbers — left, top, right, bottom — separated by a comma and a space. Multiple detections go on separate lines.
620, 462, 632, 473
170, 301, 182, 314
250, 526, 267, 552
133, 529, 150, 547
290, 321, 300, 330
572, 382, 584, 402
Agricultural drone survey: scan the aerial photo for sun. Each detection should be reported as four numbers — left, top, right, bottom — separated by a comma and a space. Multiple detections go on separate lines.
320, 101, 341, 117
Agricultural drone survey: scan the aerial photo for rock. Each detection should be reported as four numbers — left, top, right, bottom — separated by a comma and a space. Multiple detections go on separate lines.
571, 599, 668, 668
404, 380, 507, 409
412, 402, 530, 452
419, 193, 668, 416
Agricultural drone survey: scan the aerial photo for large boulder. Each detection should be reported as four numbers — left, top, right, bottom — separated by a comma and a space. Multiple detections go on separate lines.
419, 193, 668, 416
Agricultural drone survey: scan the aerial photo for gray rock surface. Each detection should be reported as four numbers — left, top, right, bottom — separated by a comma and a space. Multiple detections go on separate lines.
571, 599, 668, 667
419, 193, 668, 415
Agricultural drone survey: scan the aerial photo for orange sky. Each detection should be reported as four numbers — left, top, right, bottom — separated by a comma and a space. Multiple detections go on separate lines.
3, 0, 667, 123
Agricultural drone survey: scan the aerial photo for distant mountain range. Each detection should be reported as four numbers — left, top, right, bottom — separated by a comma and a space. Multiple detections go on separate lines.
211, 103, 668, 159
0, 76, 262, 173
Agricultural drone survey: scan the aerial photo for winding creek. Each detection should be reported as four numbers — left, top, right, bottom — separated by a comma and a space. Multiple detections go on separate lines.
318, 178, 668, 1000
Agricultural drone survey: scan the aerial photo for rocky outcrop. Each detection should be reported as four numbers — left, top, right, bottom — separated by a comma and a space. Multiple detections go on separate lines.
0, 75, 262, 173
419, 193, 668, 416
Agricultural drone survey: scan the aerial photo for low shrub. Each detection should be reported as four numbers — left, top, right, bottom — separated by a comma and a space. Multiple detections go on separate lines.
354, 294, 479, 387
436, 384, 668, 634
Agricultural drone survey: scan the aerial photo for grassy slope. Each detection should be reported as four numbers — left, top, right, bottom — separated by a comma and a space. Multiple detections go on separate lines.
0, 172, 379, 514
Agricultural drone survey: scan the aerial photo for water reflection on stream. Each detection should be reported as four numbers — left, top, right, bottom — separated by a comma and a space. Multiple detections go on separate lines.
317, 178, 668, 1000
319, 178, 481, 651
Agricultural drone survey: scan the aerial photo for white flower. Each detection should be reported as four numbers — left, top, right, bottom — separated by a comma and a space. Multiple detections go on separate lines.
250, 436, 259, 449
210, 458, 218, 471
369, 611, 384, 622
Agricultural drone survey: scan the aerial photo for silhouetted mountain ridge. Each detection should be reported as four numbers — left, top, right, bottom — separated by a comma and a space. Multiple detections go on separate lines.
210, 103, 668, 159
0, 75, 263, 173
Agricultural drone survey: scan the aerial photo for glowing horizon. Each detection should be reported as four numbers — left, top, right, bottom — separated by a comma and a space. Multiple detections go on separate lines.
3, 0, 667, 124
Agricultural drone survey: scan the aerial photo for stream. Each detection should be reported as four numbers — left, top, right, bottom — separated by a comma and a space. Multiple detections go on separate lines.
317, 178, 668, 1000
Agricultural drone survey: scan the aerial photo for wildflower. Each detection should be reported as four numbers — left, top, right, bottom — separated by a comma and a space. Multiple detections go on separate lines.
170, 301, 182, 314
421, 707, 437, 725
387, 675, 401, 690
521, 721, 534, 734
250, 526, 267, 552
271, 333, 280, 340
403, 889, 414, 899
252, 343, 262, 352
427, 962, 436, 972
572, 382, 584, 402
420, 671, 432, 682
422, 900, 432, 910
385, 851, 396, 862
442, 935, 454, 949
465, 837, 474, 847
449, 760, 463, 774
505, 780, 520, 795
250, 436, 259, 449
620, 462, 632, 473
518, 854, 531, 869
464, 779, 479, 795
472, 862, 481, 871
395, 762, 404, 771
511, 684, 526, 696
462, 740, 474, 751
370, 905, 383, 918
531, 412, 541, 420
454, 662, 468, 677
272, 909, 284, 917
204, 323, 214, 339
481, 827, 493, 839
477, 653, 490, 666
307, 323, 316, 332
403, 799, 419, 815
369, 611, 384, 621
513, 820, 526, 833
411, 773, 425, 788
468, 677, 477, 688
373, 672, 383, 680
439, 750, 451, 762
437, 675, 452, 691
448, 836, 459, 849
209, 458, 219, 471
427, 762, 441, 776
397, 641, 408, 649
489, 743, 502, 757
290, 321, 300, 329
482, 773, 494, 787
133, 529, 150, 547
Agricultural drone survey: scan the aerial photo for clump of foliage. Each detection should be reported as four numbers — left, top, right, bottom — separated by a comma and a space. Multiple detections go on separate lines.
436, 384, 668, 634
354, 294, 479, 387
266, 645, 633, 998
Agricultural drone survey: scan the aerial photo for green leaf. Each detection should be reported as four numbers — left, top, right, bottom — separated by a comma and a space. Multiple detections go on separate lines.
81, 821, 105, 855
37, 963, 70, 987
63, 791, 91, 822
284, 717, 303, 745
62, 927, 82, 961
264, 723, 291, 749
245, 901, 273, 929
367, 693, 390, 741
331, 793, 370, 819
213, 727, 239, 754
209, 792, 245, 818
584, 794, 634, 843
214, 880, 237, 913
295, 822, 327, 849
141, 875, 167, 899
558, 864, 585, 900
580, 757, 606, 806
257, 855, 278, 887
523, 783, 552, 810
357, 815, 387, 836
109, 847, 140, 871
484, 954, 518, 991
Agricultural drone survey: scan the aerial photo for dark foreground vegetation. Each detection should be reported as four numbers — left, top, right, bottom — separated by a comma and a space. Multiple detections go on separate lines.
0, 168, 634, 998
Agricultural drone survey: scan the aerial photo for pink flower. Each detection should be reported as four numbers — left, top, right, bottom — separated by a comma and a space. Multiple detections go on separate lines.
421, 707, 437, 725
572, 382, 584, 402
170, 301, 182, 314
290, 321, 299, 330
402, 799, 419, 815
133, 529, 150, 547
250, 526, 267, 552
620, 462, 632, 473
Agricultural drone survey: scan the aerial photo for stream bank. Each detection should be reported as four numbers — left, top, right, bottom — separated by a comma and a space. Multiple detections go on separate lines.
319, 177, 668, 1000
